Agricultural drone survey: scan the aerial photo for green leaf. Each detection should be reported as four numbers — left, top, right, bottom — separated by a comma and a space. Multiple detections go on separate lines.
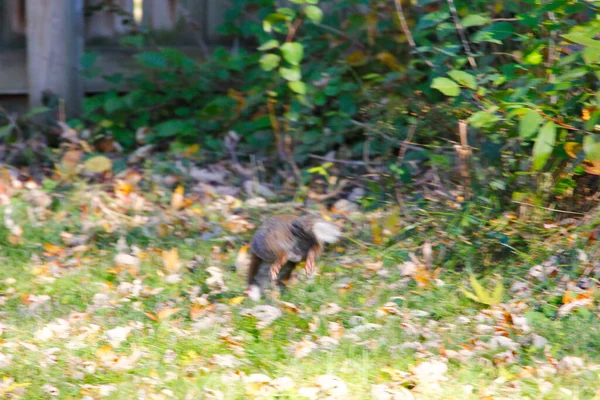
154, 120, 191, 138
257, 40, 280, 51
288, 81, 307, 94
263, 13, 289, 33
80, 52, 98, 69
23, 107, 50, 118
279, 66, 301, 81
259, 54, 281, 71
0, 124, 14, 137
562, 33, 600, 52
135, 52, 168, 69
448, 70, 477, 89
583, 135, 600, 161
461, 14, 490, 28
583, 46, 600, 65
431, 77, 460, 96
523, 50, 543, 65
276, 7, 297, 19
305, 5, 323, 23
472, 22, 514, 44
467, 110, 499, 128
519, 111, 543, 139
281, 42, 304, 65
119, 35, 144, 48
416, 11, 450, 30
532, 121, 556, 171
104, 97, 126, 114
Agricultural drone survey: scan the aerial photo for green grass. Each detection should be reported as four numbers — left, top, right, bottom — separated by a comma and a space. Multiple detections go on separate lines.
0, 187, 599, 399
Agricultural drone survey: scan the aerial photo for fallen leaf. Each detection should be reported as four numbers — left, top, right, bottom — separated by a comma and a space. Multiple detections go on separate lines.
157, 308, 182, 322
161, 248, 181, 273
84, 155, 112, 173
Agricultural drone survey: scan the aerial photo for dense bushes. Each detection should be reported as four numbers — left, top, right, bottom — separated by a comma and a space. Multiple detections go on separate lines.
5, 0, 600, 208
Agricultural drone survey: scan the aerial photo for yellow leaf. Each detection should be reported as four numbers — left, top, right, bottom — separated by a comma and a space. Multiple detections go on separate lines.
460, 286, 481, 303
371, 219, 382, 244
376, 52, 402, 71
114, 180, 134, 196
491, 279, 504, 303
346, 51, 369, 67
584, 160, 600, 175
366, 13, 379, 45
469, 274, 490, 303
157, 307, 181, 321
562, 290, 575, 304
564, 142, 582, 158
43, 243, 64, 257
84, 155, 112, 173
161, 248, 181, 273
462, 274, 503, 306
383, 210, 401, 236
582, 107, 596, 121
171, 185, 185, 210
96, 345, 116, 359
228, 88, 246, 112
183, 144, 200, 157
229, 296, 246, 306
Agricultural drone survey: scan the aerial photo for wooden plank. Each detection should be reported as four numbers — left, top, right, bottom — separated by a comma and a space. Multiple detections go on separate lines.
143, 0, 179, 31
0, 47, 206, 95
1, 0, 27, 46
26, 0, 84, 117
205, 0, 226, 44
0, 49, 26, 94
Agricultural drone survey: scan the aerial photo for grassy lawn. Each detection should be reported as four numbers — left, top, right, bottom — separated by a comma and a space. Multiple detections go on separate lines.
0, 181, 599, 399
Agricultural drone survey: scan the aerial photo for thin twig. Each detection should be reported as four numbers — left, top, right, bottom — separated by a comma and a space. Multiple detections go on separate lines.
455, 120, 472, 199
308, 179, 349, 201
447, 0, 477, 68
286, 19, 303, 43
267, 99, 286, 160
512, 201, 585, 216
397, 124, 417, 164
392, 0, 434, 67
547, 10, 558, 105
179, 5, 211, 59
309, 154, 380, 166
314, 23, 366, 49
362, 136, 377, 174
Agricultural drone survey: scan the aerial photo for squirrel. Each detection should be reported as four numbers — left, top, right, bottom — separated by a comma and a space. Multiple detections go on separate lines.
245, 214, 341, 301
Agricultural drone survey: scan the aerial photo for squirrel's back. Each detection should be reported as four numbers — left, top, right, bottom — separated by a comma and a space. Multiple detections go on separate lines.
250, 214, 341, 262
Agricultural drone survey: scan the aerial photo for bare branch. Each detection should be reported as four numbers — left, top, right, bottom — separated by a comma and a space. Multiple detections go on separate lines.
447, 0, 477, 68
392, 0, 434, 67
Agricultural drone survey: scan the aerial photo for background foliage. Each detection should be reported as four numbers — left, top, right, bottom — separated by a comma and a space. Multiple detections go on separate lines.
4, 0, 600, 211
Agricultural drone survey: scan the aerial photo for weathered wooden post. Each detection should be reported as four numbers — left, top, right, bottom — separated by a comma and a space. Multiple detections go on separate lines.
26, 0, 84, 117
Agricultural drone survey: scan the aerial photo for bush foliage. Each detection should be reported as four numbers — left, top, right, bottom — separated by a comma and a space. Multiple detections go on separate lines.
4, 0, 600, 208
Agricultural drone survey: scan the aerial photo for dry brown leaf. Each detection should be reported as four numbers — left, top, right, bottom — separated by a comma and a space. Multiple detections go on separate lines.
157, 308, 182, 321
43, 243, 65, 258
171, 185, 185, 210
161, 248, 181, 273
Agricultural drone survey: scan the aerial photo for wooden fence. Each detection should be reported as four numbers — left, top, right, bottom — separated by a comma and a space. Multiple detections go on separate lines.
0, 0, 232, 116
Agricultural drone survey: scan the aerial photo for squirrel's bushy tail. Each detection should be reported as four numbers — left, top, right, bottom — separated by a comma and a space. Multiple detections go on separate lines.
312, 221, 342, 244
